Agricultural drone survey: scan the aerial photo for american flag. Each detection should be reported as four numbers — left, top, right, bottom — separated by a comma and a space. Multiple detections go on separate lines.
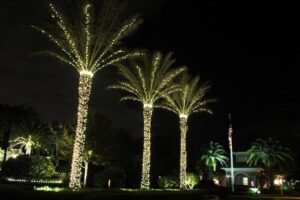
228, 126, 233, 149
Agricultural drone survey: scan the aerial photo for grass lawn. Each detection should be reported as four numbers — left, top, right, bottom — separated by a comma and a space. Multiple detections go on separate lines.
228, 194, 300, 200
2, 184, 300, 200
0, 184, 222, 200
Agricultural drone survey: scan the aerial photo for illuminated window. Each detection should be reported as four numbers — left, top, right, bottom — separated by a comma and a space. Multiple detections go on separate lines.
243, 177, 248, 185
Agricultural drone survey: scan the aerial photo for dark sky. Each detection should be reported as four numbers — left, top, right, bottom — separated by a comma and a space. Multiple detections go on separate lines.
1, 0, 300, 154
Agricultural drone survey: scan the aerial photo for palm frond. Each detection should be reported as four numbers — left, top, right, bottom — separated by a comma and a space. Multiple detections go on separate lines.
160, 73, 215, 117
247, 137, 294, 169
109, 51, 186, 107
33, 0, 143, 74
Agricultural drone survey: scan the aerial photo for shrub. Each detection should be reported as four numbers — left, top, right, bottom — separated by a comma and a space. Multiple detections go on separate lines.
157, 176, 179, 189
94, 167, 126, 188
185, 172, 200, 189
3, 155, 55, 180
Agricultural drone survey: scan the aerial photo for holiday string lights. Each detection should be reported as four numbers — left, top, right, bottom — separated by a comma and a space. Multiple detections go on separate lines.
109, 52, 186, 189
33, 0, 142, 190
69, 73, 92, 190
179, 115, 188, 189
160, 74, 214, 189
140, 104, 153, 189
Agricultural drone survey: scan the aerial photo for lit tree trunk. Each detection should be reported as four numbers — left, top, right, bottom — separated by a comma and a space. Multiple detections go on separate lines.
179, 116, 188, 189
69, 73, 93, 190
140, 105, 153, 189
83, 160, 89, 187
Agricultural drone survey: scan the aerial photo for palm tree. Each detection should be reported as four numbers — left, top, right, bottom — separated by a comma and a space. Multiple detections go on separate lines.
247, 138, 294, 188
33, 0, 142, 190
201, 141, 228, 180
109, 51, 186, 189
10, 118, 49, 155
159, 73, 215, 188
0, 105, 37, 169
10, 135, 40, 155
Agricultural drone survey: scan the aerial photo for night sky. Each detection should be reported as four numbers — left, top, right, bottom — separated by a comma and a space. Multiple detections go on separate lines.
1, 0, 300, 156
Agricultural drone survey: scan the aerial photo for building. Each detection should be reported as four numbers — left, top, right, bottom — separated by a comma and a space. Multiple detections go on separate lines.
222, 151, 262, 187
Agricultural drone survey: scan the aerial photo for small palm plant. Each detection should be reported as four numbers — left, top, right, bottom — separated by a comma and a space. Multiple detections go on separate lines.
247, 138, 294, 188
201, 141, 228, 180
160, 73, 215, 188
109, 51, 186, 189
33, 0, 142, 190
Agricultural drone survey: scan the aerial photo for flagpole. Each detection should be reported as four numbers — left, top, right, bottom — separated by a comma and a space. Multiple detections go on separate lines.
229, 114, 234, 192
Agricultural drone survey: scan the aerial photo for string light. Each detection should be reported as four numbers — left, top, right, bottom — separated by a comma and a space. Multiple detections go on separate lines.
179, 116, 188, 189
109, 52, 186, 189
143, 103, 153, 108
33, 0, 143, 190
79, 70, 94, 77
69, 73, 92, 190
140, 105, 153, 189
160, 74, 214, 189
179, 114, 188, 119
7, 178, 63, 184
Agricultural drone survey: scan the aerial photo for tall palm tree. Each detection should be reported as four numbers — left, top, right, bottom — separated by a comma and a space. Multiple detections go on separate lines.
33, 0, 142, 190
247, 138, 294, 188
201, 141, 228, 180
159, 73, 215, 188
109, 51, 186, 189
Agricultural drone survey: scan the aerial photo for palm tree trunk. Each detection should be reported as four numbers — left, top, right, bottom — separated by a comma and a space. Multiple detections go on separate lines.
69, 73, 93, 190
83, 160, 89, 187
179, 117, 188, 189
140, 105, 153, 189
269, 166, 274, 189
208, 167, 213, 181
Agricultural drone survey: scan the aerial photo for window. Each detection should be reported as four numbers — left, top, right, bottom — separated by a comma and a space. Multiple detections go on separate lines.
243, 177, 248, 185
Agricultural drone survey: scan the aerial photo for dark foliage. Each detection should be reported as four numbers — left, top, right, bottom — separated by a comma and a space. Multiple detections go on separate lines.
2, 155, 55, 180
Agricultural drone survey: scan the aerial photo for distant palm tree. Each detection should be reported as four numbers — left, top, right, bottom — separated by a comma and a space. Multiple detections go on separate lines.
10, 135, 40, 155
0, 105, 37, 169
201, 141, 228, 180
33, 0, 142, 190
160, 73, 215, 188
109, 51, 186, 189
247, 138, 294, 188
10, 118, 49, 155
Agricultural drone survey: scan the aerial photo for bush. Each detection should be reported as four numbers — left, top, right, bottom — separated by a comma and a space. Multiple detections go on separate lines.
185, 173, 200, 189
157, 176, 179, 189
94, 167, 126, 188
3, 155, 55, 180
